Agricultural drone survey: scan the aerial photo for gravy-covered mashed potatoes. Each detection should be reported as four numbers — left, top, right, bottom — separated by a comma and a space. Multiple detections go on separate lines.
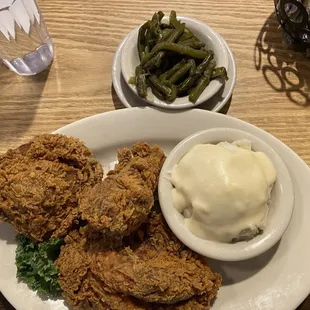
171, 140, 277, 243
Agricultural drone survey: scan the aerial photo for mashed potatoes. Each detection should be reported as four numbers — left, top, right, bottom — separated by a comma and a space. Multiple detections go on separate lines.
171, 140, 277, 243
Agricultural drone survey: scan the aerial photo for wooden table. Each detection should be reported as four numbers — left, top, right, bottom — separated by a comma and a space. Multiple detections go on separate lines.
0, 0, 310, 309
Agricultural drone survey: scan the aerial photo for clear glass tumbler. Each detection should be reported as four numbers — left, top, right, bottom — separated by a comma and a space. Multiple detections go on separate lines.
0, 0, 53, 75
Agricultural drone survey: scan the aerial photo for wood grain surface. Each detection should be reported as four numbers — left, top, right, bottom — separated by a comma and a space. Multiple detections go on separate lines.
0, 0, 310, 309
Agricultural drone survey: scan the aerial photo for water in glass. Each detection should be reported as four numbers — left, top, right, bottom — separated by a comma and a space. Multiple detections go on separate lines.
0, 0, 53, 75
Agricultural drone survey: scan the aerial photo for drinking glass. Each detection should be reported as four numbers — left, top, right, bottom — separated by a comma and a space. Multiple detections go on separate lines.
0, 0, 53, 75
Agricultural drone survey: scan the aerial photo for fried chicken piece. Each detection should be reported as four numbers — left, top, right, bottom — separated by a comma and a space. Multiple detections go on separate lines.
57, 229, 150, 310
94, 248, 218, 304
0, 134, 103, 242
79, 142, 165, 238
93, 213, 221, 305
57, 211, 221, 309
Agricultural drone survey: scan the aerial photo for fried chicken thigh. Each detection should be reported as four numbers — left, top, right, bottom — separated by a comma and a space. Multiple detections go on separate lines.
56, 213, 221, 309
79, 142, 165, 238
0, 134, 103, 242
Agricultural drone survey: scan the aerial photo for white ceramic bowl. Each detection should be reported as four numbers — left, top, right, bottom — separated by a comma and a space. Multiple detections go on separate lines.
121, 16, 229, 110
158, 128, 294, 261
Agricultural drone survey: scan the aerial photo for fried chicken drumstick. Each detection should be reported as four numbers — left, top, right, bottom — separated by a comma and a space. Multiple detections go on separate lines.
0, 134, 103, 242
56, 213, 221, 309
79, 142, 166, 238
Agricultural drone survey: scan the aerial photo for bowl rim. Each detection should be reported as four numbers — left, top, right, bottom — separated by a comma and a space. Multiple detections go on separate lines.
158, 127, 295, 261
120, 15, 229, 110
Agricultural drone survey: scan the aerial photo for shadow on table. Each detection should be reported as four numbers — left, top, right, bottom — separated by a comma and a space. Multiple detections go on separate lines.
0, 293, 14, 310
254, 13, 310, 106
111, 84, 125, 110
0, 64, 51, 147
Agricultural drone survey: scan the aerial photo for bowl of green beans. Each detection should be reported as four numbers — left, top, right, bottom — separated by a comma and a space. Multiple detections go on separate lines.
121, 11, 229, 109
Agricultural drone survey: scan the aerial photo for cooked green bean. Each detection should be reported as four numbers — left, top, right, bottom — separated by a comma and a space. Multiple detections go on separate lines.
160, 23, 173, 30
160, 28, 173, 41
159, 59, 186, 81
169, 10, 179, 29
128, 76, 136, 85
144, 24, 185, 69
170, 10, 200, 42
134, 10, 227, 104
177, 75, 199, 95
183, 27, 200, 42
168, 84, 177, 101
184, 42, 206, 49
188, 59, 196, 76
135, 66, 147, 98
150, 12, 164, 40
167, 24, 185, 42
179, 38, 196, 45
138, 21, 150, 59
189, 59, 216, 103
178, 32, 193, 42
147, 78, 165, 100
149, 75, 174, 99
211, 67, 229, 81
145, 28, 152, 52
151, 42, 209, 59
195, 52, 214, 75
169, 61, 192, 84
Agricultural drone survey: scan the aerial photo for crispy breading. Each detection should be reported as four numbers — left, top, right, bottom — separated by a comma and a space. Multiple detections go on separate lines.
95, 213, 220, 304
0, 134, 103, 242
56, 213, 221, 309
79, 142, 165, 238
56, 229, 149, 310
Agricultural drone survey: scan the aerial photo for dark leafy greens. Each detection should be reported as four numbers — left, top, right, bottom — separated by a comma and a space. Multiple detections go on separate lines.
15, 234, 64, 295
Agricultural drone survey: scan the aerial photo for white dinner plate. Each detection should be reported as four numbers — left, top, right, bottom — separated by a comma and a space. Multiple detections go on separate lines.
112, 31, 236, 111
1, 107, 310, 310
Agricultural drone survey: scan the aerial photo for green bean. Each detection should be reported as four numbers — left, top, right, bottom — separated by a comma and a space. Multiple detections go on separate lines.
160, 28, 173, 42
134, 11, 228, 103
157, 11, 165, 21
147, 78, 165, 100
179, 38, 196, 45
189, 59, 216, 103
149, 75, 175, 100
145, 28, 152, 52
142, 25, 184, 68
177, 75, 199, 96
170, 10, 200, 42
184, 27, 200, 42
188, 59, 196, 76
135, 66, 147, 98
166, 23, 185, 42
138, 21, 150, 60
169, 61, 192, 84
144, 24, 185, 69
159, 59, 186, 81
151, 42, 209, 59
195, 51, 214, 75
211, 67, 229, 81
168, 84, 177, 101
140, 52, 155, 66
160, 23, 173, 30
178, 32, 193, 42
161, 80, 177, 101
183, 42, 206, 49
150, 12, 164, 39
170, 10, 181, 29
128, 76, 136, 85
